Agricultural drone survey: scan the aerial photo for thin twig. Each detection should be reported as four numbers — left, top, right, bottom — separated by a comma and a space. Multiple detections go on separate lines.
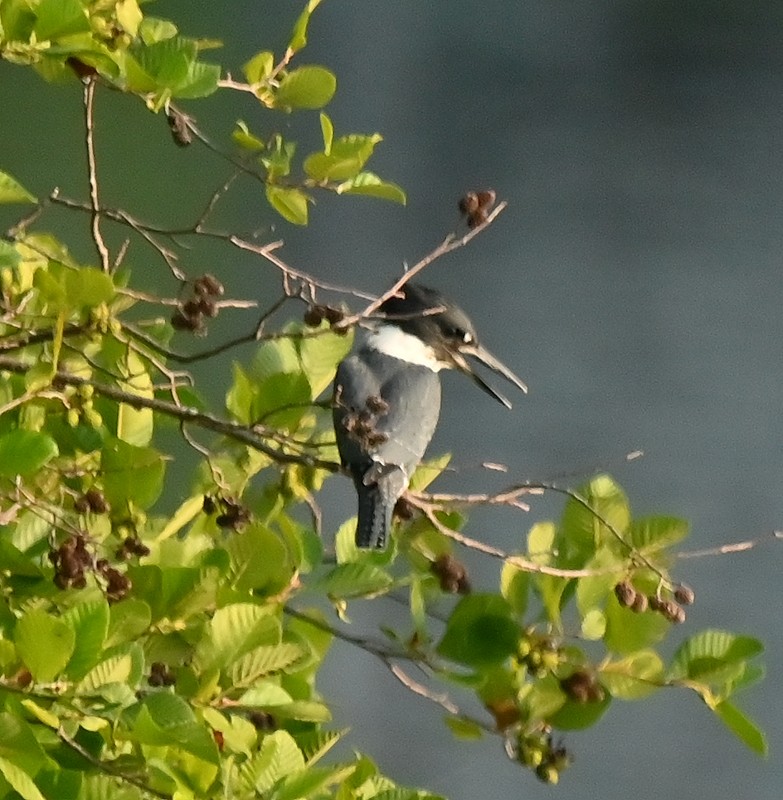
0, 355, 339, 472
57, 727, 171, 800
83, 79, 110, 272
678, 530, 783, 559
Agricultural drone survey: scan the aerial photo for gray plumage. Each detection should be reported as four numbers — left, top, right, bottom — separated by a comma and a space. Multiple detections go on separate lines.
333, 347, 441, 548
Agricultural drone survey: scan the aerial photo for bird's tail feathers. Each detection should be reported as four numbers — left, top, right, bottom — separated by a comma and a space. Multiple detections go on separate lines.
354, 467, 406, 549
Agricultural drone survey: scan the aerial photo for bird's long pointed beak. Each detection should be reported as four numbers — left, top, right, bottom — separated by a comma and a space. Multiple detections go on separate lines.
451, 344, 527, 409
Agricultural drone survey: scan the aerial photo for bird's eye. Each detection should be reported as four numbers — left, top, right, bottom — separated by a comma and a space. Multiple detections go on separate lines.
450, 327, 472, 344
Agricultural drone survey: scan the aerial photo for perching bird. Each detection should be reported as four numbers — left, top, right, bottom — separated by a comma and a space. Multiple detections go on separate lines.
333, 283, 527, 549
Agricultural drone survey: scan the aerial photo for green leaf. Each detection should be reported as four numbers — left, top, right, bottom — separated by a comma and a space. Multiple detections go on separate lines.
275, 65, 336, 110
0, 713, 48, 775
195, 603, 280, 674
550, 690, 611, 731
500, 560, 530, 617
254, 371, 312, 429
238, 730, 305, 795
116, 0, 142, 36
0, 430, 58, 478
233, 120, 266, 151
600, 650, 664, 699
266, 185, 309, 225
559, 474, 631, 567
408, 453, 452, 492
64, 268, 114, 308
243, 50, 274, 83
229, 643, 307, 686
289, 0, 323, 53
628, 516, 690, 552
133, 693, 219, 765
0, 170, 36, 204
101, 438, 166, 510
319, 112, 334, 154
437, 594, 519, 667
225, 524, 292, 595
15, 608, 75, 682
62, 600, 110, 680
444, 716, 484, 741
298, 324, 353, 397
0, 239, 21, 268
175, 59, 221, 99
604, 591, 669, 654
318, 562, 394, 599
106, 599, 151, 647
304, 134, 382, 181
669, 630, 764, 682
336, 172, 407, 204
139, 16, 179, 45
76, 649, 135, 693
0, 756, 46, 800
713, 701, 768, 755
33, 0, 89, 41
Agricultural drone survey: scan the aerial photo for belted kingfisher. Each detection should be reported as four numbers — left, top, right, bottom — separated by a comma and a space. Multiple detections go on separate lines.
333, 283, 527, 549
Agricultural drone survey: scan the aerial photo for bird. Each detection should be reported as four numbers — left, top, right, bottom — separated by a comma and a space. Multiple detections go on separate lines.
332, 282, 527, 549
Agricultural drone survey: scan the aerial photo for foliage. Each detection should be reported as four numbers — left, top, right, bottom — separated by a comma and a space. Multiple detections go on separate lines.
0, 1, 767, 798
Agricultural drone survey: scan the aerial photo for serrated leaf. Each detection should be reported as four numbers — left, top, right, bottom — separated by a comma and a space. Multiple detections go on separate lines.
195, 603, 280, 674
15, 609, 75, 682
713, 700, 767, 755
238, 730, 305, 795
229, 643, 307, 686
0, 170, 36, 204
275, 65, 336, 110
296, 728, 345, 765
266, 185, 309, 225
0, 430, 58, 478
319, 562, 394, 599
76, 651, 133, 693
336, 172, 406, 204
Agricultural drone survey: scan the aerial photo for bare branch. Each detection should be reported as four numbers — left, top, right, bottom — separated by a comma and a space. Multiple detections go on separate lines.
82, 79, 110, 272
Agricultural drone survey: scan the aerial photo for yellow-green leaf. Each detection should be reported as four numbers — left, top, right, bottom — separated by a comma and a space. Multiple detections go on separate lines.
0, 170, 36, 204
266, 185, 309, 225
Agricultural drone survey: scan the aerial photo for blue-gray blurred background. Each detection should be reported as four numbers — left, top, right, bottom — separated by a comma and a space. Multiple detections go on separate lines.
2, 1, 782, 797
